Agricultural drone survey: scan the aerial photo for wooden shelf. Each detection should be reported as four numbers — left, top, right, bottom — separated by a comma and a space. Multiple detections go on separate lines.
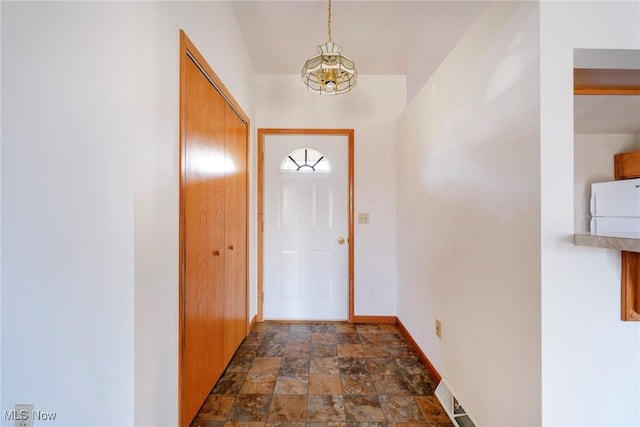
574, 68, 640, 95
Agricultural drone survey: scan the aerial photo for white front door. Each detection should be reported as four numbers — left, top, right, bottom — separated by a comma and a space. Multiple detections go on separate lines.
264, 134, 348, 320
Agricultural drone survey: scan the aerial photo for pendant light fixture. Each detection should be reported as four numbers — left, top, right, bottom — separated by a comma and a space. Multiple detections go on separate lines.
301, 0, 357, 95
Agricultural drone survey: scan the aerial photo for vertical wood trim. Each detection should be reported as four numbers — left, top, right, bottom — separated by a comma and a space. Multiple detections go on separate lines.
248, 314, 258, 333
621, 251, 640, 321
245, 120, 251, 332
347, 129, 355, 323
395, 317, 443, 383
178, 30, 187, 427
257, 129, 355, 323
257, 130, 265, 322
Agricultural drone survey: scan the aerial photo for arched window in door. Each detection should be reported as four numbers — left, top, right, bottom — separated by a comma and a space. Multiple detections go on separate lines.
281, 148, 331, 172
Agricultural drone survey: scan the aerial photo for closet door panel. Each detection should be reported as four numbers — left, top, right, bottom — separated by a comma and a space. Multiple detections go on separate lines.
182, 57, 227, 425
224, 105, 248, 362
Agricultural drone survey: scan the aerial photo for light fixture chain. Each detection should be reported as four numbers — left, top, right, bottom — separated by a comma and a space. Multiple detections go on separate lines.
327, 0, 332, 42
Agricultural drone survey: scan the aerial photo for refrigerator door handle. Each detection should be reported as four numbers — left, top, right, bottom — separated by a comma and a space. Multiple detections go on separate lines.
590, 192, 596, 217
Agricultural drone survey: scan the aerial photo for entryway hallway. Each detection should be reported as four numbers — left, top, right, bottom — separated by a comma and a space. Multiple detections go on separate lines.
190, 322, 453, 426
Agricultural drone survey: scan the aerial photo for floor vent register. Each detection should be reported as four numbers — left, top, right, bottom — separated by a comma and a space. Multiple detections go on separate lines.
434, 381, 479, 427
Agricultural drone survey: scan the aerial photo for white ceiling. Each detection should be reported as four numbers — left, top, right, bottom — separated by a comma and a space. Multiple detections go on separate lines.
232, 3, 640, 132
232, 1, 488, 92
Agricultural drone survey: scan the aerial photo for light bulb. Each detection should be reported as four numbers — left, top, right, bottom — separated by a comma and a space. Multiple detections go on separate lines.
325, 81, 336, 93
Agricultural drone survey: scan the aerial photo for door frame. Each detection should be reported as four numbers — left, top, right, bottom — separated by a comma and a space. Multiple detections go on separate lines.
257, 128, 355, 323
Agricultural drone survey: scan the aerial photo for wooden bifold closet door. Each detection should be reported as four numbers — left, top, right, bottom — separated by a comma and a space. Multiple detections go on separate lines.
180, 31, 249, 427
223, 105, 248, 362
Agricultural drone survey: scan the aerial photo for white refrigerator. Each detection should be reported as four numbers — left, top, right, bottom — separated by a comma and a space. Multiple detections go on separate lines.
590, 177, 640, 233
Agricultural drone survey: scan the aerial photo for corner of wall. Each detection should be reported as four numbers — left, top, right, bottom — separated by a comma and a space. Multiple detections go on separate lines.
396, 2, 541, 425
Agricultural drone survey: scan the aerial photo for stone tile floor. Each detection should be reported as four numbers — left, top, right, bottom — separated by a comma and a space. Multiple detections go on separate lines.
191, 322, 454, 427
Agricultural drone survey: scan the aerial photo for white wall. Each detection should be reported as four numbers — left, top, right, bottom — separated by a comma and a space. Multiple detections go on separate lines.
574, 133, 639, 233
133, 3, 254, 426
540, 2, 640, 426
396, 3, 541, 426
1, 3, 136, 425
254, 74, 406, 316
1, 2, 255, 426
0, 2, 4, 414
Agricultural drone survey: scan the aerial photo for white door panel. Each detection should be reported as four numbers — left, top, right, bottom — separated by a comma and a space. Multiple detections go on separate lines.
279, 250, 301, 297
264, 134, 348, 320
313, 181, 333, 228
309, 250, 333, 298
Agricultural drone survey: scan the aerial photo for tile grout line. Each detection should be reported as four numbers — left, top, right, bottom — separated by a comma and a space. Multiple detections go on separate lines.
194, 322, 449, 427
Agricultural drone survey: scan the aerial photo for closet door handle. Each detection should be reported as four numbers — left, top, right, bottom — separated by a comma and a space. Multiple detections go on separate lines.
228, 245, 234, 250
212, 250, 220, 256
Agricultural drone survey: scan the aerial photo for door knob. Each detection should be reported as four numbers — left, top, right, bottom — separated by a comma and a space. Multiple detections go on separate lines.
337, 237, 345, 245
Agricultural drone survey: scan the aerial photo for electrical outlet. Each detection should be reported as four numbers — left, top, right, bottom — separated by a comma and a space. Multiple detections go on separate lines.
14, 404, 34, 427
358, 213, 369, 224
435, 319, 442, 338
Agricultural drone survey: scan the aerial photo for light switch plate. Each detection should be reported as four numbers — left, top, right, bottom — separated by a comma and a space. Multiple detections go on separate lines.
358, 213, 369, 224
